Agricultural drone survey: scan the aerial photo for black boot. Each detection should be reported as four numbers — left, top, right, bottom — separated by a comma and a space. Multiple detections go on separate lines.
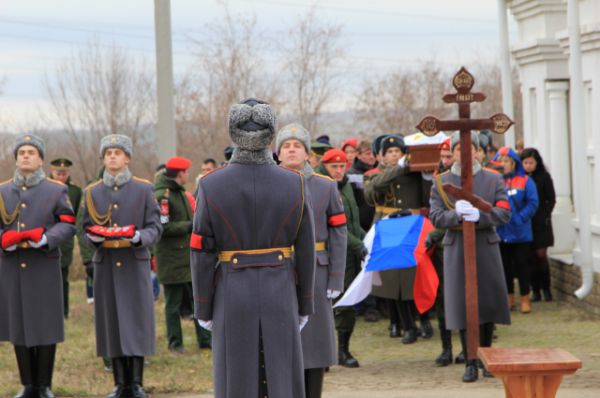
389, 323, 401, 338
419, 317, 433, 339
435, 329, 453, 367
454, 350, 465, 364
478, 323, 494, 378
36, 345, 56, 398
106, 357, 128, 398
401, 328, 417, 344
463, 360, 479, 383
337, 332, 359, 368
130, 356, 147, 398
543, 289, 553, 302
531, 290, 542, 302
398, 301, 417, 344
304, 368, 325, 398
13, 346, 37, 398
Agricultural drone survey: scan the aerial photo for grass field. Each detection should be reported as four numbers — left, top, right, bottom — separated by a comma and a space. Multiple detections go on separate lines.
1, 279, 600, 397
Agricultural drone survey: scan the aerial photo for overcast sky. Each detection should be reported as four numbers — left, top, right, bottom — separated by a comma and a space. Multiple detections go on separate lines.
1, 0, 517, 130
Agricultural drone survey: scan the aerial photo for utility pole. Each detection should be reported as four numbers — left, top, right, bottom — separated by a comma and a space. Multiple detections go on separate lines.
154, 0, 177, 162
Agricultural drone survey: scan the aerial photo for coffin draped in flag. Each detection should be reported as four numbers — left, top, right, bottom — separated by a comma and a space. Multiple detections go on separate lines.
334, 215, 439, 313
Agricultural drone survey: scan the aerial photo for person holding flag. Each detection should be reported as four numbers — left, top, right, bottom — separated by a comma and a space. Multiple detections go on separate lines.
276, 123, 348, 397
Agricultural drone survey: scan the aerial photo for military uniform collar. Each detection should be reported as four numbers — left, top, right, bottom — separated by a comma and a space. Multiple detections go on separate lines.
103, 167, 132, 188
301, 162, 314, 179
13, 167, 46, 188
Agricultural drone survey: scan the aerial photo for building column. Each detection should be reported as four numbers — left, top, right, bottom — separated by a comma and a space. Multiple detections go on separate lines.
545, 81, 574, 254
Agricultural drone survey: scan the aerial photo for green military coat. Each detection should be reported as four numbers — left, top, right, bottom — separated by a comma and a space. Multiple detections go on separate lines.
59, 178, 82, 269
154, 172, 193, 284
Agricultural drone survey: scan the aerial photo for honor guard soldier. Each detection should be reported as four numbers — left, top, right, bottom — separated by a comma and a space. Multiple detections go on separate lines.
154, 156, 211, 352
364, 135, 432, 344
0, 134, 76, 398
429, 131, 512, 382
276, 124, 347, 398
49, 158, 82, 319
316, 149, 366, 369
81, 134, 162, 398
191, 99, 316, 398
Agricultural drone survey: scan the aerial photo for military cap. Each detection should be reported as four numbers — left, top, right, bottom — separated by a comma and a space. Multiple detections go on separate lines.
50, 158, 73, 171
14, 134, 45, 159
100, 134, 133, 158
276, 123, 311, 155
166, 156, 192, 171
310, 141, 332, 156
228, 98, 277, 151
315, 135, 331, 147
381, 134, 405, 155
321, 149, 347, 164
450, 131, 480, 152
371, 134, 388, 155
438, 137, 451, 152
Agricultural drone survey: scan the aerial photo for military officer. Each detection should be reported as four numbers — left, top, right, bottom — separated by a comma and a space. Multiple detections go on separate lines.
154, 156, 211, 352
316, 149, 366, 369
191, 99, 315, 398
81, 134, 162, 398
49, 158, 82, 319
364, 135, 432, 344
0, 134, 76, 398
429, 131, 512, 382
276, 123, 347, 397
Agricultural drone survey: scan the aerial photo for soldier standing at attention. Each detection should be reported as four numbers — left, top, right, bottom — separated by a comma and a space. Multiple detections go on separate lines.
81, 134, 162, 398
154, 156, 211, 352
49, 158, 82, 319
316, 149, 366, 369
0, 134, 76, 398
191, 98, 316, 398
276, 123, 347, 397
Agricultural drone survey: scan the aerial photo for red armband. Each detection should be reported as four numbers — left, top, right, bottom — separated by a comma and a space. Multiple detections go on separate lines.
190, 233, 203, 250
495, 200, 510, 210
327, 213, 347, 228
58, 214, 76, 224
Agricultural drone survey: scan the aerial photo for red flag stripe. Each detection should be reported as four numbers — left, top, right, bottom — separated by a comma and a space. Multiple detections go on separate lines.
495, 200, 510, 210
413, 216, 439, 314
59, 214, 76, 224
328, 213, 347, 227
190, 233, 203, 250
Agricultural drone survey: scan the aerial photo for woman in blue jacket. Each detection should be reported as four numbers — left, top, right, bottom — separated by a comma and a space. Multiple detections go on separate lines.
494, 147, 539, 313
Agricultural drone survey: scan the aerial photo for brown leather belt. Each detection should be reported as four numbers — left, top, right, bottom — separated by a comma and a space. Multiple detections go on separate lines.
218, 247, 293, 264
102, 240, 132, 249
375, 206, 420, 215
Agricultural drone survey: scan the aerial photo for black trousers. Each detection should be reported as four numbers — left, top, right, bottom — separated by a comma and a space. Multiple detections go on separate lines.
530, 247, 551, 293
500, 242, 532, 295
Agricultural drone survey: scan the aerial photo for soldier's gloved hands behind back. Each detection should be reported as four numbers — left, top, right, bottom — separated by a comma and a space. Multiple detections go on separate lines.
299, 315, 309, 331
326, 289, 341, 300
463, 207, 480, 223
455, 199, 474, 216
198, 319, 213, 331
28, 234, 48, 249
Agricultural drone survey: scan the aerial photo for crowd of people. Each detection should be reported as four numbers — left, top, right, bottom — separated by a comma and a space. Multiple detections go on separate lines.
0, 97, 557, 398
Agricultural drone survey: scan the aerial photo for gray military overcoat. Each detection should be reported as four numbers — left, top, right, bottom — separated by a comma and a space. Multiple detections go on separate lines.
191, 163, 316, 398
82, 176, 162, 357
429, 167, 512, 330
0, 177, 76, 347
301, 172, 347, 369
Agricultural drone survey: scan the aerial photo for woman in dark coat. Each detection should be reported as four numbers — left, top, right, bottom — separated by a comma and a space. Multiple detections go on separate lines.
521, 148, 556, 302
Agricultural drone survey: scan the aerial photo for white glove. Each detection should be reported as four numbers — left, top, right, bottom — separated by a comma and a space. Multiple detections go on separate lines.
198, 319, 213, 331
398, 156, 407, 168
28, 234, 48, 248
299, 315, 309, 331
463, 207, 480, 222
130, 231, 141, 244
455, 199, 474, 216
4, 244, 17, 252
87, 233, 105, 243
326, 289, 341, 300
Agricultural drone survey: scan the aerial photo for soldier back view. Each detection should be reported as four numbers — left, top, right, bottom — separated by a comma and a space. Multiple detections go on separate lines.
191, 98, 316, 398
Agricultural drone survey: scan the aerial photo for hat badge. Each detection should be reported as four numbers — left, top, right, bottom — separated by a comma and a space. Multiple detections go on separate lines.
110, 136, 117, 143
336, 156, 341, 161
390, 138, 395, 142
24, 135, 32, 141
290, 127, 297, 132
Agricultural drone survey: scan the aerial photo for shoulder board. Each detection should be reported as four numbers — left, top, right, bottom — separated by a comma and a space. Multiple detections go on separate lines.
46, 178, 65, 186
201, 165, 227, 179
483, 167, 500, 175
313, 173, 334, 182
133, 176, 152, 185
0, 178, 12, 186
84, 179, 102, 191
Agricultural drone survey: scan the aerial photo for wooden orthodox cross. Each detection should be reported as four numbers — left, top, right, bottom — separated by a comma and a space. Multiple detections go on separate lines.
416, 67, 513, 361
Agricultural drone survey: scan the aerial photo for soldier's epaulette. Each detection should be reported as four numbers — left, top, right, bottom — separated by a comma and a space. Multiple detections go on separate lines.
46, 177, 65, 186
483, 167, 501, 175
133, 176, 152, 185
0, 178, 12, 186
84, 179, 103, 191
437, 170, 450, 177
201, 164, 227, 179
313, 173, 334, 182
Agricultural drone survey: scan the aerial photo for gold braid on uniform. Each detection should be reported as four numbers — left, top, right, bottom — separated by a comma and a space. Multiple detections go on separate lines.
85, 188, 112, 226
436, 174, 455, 210
0, 193, 20, 225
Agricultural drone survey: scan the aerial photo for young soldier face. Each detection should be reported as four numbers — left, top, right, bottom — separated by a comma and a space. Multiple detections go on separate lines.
279, 139, 309, 171
382, 147, 402, 167
51, 169, 70, 183
440, 149, 453, 169
452, 144, 477, 164
16, 145, 43, 173
475, 147, 487, 164
103, 148, 130, 173
308, 152, 321, 169
357, 148, 375, 166
324, 162, 346, 182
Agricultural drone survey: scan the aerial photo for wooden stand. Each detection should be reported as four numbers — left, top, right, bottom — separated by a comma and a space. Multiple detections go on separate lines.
478, 347, 582, 398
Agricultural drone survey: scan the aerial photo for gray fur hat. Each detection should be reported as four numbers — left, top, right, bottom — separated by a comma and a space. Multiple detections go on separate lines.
228, 98, 277, 150
450, 131, 480, 151
276, 123, 311, 155
100, 134, 133, 158
14, 134, 45, 159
